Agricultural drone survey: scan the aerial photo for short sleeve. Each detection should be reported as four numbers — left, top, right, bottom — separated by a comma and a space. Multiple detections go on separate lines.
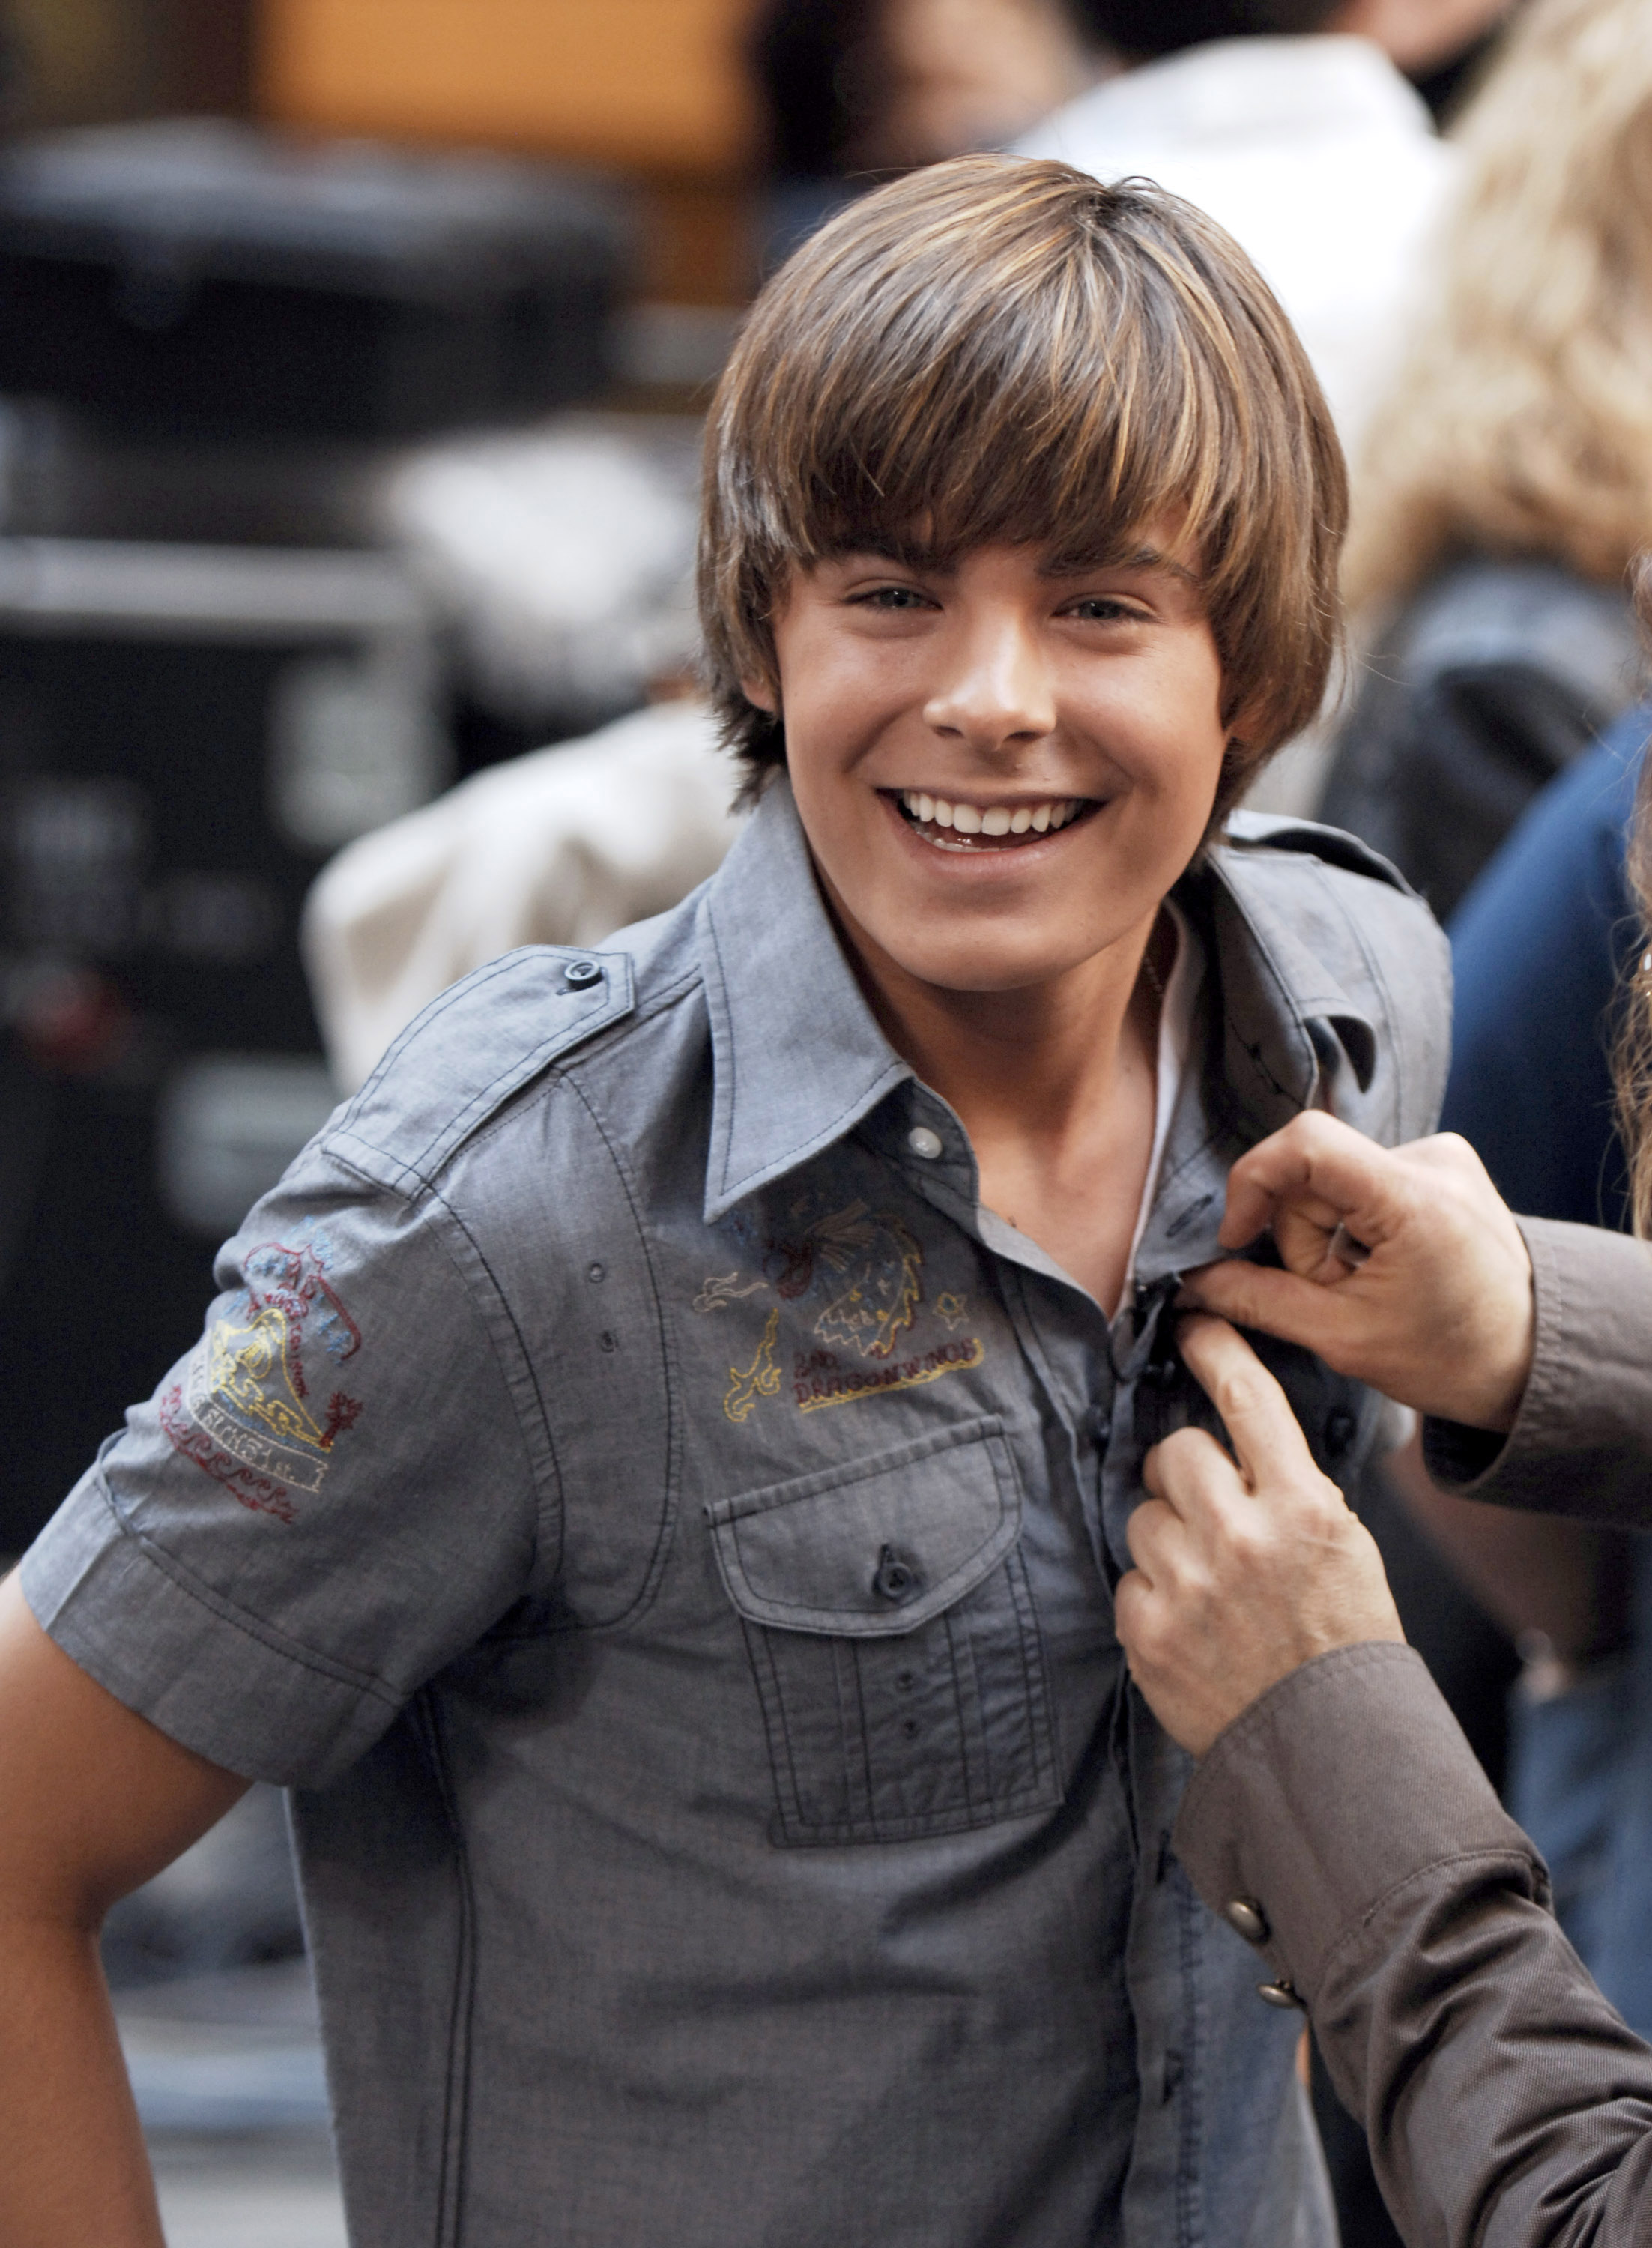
19, 1141, 544, 1786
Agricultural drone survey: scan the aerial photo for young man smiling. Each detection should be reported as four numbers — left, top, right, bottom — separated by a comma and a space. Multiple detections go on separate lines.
749, 529, 1223, 1314
0, 160, 1447, 2247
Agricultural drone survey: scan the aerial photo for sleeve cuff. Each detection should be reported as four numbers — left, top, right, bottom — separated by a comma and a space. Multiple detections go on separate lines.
1172, 1643, 1543, 1999
1420, 1218, 1652, 1523
21, 1468, 402, 1787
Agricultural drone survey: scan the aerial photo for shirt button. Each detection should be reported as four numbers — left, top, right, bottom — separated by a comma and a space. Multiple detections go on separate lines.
907, 1125, 944, 1161
1256, 1979, 1304, 2012
872, 1544, 920, 1604
563, 958, 603, 989
1224, 1897, 1269, 1945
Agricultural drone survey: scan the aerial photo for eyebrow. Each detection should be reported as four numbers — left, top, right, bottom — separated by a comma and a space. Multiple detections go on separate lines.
1041, 544, 1200, 587
820, 538, 1201, 586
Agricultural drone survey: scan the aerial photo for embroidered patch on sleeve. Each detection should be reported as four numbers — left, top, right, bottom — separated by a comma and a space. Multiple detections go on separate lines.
163, 1240, 363, 1520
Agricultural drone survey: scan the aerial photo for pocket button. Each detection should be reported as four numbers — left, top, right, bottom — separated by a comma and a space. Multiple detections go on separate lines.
872, 1544, 922, 1604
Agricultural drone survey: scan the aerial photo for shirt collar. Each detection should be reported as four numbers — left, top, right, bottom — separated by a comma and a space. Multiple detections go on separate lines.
698, 779, 911, 1224
1201, 828, 1380, 1131
695, 781, 1380, 1227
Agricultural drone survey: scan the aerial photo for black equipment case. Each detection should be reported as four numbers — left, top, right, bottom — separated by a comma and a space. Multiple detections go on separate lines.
0, 119, 633, 440
0, 536, 444, 1550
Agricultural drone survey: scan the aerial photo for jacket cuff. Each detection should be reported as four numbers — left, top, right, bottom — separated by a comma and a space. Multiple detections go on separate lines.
1172, 1643, 1543, 2000
1421, 1218, 1652, 1524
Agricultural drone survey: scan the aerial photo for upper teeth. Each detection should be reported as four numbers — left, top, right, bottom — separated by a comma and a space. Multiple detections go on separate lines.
899, 791, 1083, 835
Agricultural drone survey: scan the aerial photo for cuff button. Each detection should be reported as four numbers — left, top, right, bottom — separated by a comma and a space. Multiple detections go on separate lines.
1256, 1979, 1304, 2012
1224, 1897, 1269, 1945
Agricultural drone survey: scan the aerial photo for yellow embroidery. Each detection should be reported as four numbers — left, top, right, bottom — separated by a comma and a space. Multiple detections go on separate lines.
935, 1291, 968, 1331
796, 1335, 986, 1412
694, 1272, 767, 1314
205, 1306, 329, 1454
724, 1307, 783, 1424
813, 1212, 923, 1359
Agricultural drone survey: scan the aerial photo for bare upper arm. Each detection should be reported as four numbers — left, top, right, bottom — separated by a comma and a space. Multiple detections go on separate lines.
0, 1572, 249, 1928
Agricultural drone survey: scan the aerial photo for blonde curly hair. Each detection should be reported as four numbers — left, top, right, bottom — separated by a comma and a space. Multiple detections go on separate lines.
1343, 0, 1652, 617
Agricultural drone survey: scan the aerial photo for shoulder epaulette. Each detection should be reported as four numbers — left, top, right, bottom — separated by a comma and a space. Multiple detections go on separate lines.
327, 944, 636, 1191
1220, 809, 1417, 895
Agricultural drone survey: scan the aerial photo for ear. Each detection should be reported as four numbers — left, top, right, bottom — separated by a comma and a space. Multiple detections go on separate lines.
740, 675, 778, 716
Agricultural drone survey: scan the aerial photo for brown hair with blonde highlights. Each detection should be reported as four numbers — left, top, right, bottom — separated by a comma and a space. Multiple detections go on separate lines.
698, 154, 1347, 816
1344, 0, 1652, 617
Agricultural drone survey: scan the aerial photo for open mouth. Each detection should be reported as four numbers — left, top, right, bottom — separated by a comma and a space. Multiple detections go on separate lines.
887, 788, 1098, 852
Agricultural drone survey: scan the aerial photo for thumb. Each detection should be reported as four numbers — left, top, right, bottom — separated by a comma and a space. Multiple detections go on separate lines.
1181, 1257, 1357, 1354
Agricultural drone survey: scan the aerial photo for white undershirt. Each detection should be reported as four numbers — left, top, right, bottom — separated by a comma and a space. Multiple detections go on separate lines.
1119, 897, 1201, 1316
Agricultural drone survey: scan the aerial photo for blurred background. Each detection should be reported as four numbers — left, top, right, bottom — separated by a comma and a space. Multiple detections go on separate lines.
7, 1, 1638, 2243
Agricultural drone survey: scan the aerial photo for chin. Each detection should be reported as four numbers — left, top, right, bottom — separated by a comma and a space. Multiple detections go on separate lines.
880, 931, 1098, 995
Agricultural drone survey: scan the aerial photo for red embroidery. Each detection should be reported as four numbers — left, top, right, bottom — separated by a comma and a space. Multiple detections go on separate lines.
240, 1241, 361, 1405
160, 1384, 297, 1525
321, 1392, 363, 1447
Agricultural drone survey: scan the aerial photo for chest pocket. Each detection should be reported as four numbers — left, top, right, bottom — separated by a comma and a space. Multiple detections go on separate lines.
705, 1416, 1060, 1847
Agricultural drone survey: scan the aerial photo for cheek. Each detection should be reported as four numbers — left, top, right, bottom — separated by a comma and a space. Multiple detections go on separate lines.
1105, 658, 1227, 801
777, 647, 912, 788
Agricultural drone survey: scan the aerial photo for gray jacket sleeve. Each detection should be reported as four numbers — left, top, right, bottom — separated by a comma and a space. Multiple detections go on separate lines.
1422, 1218, 1652, 1526
1172, 1643, 1652, 2248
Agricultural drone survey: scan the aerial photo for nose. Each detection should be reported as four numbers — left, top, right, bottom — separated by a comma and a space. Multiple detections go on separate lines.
922, 607, 1055, 755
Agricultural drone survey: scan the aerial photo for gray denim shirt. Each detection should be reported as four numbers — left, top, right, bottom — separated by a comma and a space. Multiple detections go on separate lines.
23, 779, 1449, 2248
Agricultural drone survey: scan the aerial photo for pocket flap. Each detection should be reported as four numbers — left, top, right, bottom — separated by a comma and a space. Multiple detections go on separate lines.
704, 1415, 1022, 1636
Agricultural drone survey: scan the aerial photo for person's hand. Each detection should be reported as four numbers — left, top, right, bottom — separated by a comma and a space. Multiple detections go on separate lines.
1116, 1316, 1405, 1757
1180, 1113, 1535, 1432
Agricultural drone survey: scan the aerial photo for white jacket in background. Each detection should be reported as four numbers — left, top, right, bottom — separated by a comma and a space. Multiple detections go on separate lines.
303, 698, 740, 1092
1017, 35, 1458, 458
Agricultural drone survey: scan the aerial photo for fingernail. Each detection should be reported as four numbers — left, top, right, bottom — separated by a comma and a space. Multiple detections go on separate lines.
1328, 1222, 1373, 1267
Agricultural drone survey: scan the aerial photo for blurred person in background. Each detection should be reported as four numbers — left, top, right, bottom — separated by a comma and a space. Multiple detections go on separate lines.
1323, 0, 1652, 921
1385, 699, 1652, 2040
755, 0, 1514, 452
750, 0, 1102, 263
1112, 1159, 1652, 2248
1017, 0, 1515, 456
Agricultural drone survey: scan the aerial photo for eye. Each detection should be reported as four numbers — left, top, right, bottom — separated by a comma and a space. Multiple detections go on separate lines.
850, 584, 934, 611
1065, 595, 1144, 623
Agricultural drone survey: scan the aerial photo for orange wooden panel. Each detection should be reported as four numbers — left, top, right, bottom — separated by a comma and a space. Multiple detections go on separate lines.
258, 0, 758, 176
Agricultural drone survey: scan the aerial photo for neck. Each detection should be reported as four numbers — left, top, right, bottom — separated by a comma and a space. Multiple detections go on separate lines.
824, 887, 1167, 1164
